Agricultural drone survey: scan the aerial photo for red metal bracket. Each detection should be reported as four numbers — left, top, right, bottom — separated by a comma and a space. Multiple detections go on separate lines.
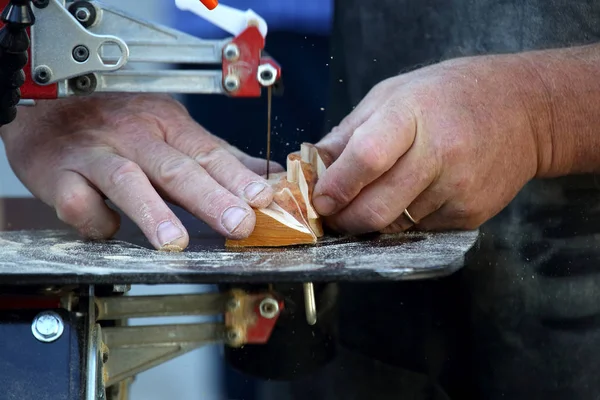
222, 25, 281, 98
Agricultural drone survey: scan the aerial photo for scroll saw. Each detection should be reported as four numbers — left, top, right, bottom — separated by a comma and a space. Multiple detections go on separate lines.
0, 0, 480, 398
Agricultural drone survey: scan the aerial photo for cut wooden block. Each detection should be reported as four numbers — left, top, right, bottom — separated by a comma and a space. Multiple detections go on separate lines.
225, 143, 330, 248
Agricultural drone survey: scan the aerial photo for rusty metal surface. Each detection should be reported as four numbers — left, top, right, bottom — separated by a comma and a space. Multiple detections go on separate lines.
0, 199, 479, 284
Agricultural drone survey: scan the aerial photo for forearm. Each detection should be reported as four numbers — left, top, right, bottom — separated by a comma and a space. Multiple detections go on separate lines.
521, 43, 600, 177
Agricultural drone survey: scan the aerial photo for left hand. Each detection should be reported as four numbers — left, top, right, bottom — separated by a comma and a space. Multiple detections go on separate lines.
312, 55, 553, 233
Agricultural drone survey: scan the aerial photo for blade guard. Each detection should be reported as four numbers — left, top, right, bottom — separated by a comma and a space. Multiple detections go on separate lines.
223, 25, 281, 97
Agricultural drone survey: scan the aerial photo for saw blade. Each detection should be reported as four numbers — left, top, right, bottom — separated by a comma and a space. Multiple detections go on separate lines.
266, 85, 272, 179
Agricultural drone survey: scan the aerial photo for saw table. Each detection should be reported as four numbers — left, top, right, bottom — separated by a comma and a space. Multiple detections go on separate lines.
0, 199, 478, 285
0, 198, 479, 400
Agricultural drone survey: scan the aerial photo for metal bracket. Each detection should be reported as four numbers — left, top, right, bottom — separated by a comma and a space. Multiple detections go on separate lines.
93, 290, 283, 389
101, 323, 224, 387
31, 0, 128, 85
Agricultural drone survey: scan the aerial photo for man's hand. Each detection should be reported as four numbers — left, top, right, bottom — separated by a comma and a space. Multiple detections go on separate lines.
313, 55, 557, 233
1, 94, 282, 250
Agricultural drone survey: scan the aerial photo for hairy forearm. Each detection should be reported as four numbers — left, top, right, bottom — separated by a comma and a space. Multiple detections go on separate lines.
521, 43, 600, 177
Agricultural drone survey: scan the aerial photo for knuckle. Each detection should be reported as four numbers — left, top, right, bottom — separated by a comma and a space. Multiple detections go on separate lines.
55, 190, 95, 231
443, 137, 469, 163
452, 173, 474, 193
451, 202, 485, 229
326, 179, 355, 205
55, 190, 88, 221
450, 202, 470, 220
195, 147, 231, 176
198, 188, 242, 217
156, 156, 198, 187
108, 160, 144, 187
361, 198, 394, 231
349, 136, 389, 175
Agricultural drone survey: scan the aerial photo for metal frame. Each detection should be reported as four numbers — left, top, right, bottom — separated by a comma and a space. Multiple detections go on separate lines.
26, 0, 280, 98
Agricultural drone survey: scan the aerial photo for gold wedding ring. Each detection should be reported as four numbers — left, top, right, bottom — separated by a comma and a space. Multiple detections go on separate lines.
403, 209, 417, 224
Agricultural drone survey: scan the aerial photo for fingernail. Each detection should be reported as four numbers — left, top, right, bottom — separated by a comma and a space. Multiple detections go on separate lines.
157, 220, 184, 246
222, 206, 250, 233
244, 182, 267, 201
313, 195, 337, 216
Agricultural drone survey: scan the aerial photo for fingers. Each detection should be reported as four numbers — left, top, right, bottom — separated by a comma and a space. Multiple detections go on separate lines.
125, 139, 256, 239
378, 187, 448, 233
313, 101, 418, 217
163, 119, 278, 208
325, 144, 436, 234
206, 133, 285, 175
416, 202, 487, 231
316, 78, 398, 160
53, 171, 121, 240
78, 151, 190, 251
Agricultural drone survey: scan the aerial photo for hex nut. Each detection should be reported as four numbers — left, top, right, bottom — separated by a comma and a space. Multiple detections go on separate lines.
257, 64, 277, 87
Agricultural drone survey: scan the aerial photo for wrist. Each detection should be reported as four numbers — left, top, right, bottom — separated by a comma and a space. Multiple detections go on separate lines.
517, 45, 600, 178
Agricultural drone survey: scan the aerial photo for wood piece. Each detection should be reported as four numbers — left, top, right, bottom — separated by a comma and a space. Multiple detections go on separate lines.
225, 143, 330, 248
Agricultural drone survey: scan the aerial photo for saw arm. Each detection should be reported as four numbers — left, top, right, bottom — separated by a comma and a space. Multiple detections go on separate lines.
0, 0, 281, 122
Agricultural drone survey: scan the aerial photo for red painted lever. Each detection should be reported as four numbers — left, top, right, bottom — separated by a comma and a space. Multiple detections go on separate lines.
200, 0, 218, 9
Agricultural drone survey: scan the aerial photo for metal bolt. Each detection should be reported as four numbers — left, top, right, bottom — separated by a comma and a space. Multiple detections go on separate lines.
226, 298, 239, 311
75, 75, 92, 91
75, 7, 91, 23
226, 328, 240, 343
257, 64, 277, 87
223, 43, 240, 61
72, 45, 90, 62
224, 75, 240, 92
259, 297, 279, 319
32, 311, 64, 343
70, 74, 97, 95
33, 66, 52, 84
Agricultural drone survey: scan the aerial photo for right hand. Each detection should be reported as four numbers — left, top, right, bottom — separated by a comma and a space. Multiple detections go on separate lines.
0, 94, 282, 251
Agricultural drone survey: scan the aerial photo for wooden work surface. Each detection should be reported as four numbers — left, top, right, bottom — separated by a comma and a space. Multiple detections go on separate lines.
0, 198, 479, 284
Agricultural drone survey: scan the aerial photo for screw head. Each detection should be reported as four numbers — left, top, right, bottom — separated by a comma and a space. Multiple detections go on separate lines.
226, 328, 242, 345
33, 66, 52, 84
223, 43, 240, 61
75, 76, 91, 90
72, 45, 90, 62
259, 297, 279, 319
223, 75, 240, 92
70, 73, 97, 95
75, 7, 91, 23
226, 298, 240, 311
32, 311, 64, 343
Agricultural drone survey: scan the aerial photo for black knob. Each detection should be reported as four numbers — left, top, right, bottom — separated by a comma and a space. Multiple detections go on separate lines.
0, 0, 35, 127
